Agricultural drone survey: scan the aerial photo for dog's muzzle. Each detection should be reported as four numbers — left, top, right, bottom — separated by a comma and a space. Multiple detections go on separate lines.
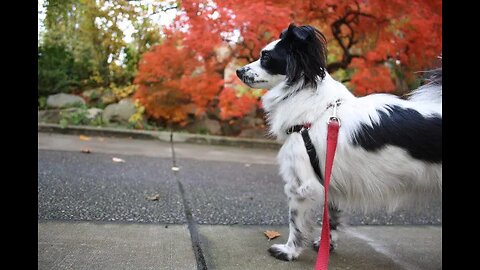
236, 67, 255, 86
236, 67, 246, 80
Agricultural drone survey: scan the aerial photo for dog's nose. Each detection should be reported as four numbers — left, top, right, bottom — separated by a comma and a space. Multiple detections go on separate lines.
236, 68, 244, 79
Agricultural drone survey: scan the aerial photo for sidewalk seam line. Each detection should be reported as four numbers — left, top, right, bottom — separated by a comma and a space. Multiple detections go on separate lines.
170, 130, 208, 270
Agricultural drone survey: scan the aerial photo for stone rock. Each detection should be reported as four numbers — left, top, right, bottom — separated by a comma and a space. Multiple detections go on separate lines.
82, 88, 117, 105
102, 99, 136, 124
204, 119, 222, 135
82, 88, 103, 101
38, 108, 84, 124
242, 116, 265, 128
238, 128, 269, 139
46, 93, 85, 108
100, 90, 117, 105
186, 118, 222, 135
221, 121, 241, 136
86, 108, 103, 120
38, 109, 62, 123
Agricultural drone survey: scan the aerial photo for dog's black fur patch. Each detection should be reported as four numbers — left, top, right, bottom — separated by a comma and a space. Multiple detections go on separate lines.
261, 23, 327, 89
281, 24, 327, 88
293, 229, 303, 247
312, 240, 336, 253
353, 105, 442, 163
260, 45, 288, 76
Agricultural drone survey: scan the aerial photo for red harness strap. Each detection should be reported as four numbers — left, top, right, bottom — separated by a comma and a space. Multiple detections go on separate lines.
314, 119, 340, 270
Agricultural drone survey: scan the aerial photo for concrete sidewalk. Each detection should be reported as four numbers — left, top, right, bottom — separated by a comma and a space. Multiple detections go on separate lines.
38, 132, 442, 269
37, 131, 278, 165
39, 220, 441, 270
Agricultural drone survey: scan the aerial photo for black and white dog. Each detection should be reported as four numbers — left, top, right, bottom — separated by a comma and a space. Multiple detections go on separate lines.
236, 24, 441, 261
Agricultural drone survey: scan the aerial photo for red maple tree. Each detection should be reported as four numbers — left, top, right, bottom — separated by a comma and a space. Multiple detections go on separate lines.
134, 0, 441, 129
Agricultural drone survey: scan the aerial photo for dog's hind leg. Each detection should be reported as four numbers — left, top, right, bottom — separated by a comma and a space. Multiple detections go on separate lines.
313, 204, 343, 252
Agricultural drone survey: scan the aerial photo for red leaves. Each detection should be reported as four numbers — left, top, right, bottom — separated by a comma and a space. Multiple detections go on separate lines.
134, 31, 211, 125
134, 0, 442, 127
351, 64, 396, 95
218, 87, 258, 120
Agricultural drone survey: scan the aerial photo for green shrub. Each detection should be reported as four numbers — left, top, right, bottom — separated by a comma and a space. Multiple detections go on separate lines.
38, 96, 47, 109
58, 105, 89, 128
38, 44, 81, 96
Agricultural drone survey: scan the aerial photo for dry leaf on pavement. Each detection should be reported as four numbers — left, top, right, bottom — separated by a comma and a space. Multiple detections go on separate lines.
146, 194, 160, 201
112, 157, 126, 163
79, 135, 91, 141
264, 230, 281, 241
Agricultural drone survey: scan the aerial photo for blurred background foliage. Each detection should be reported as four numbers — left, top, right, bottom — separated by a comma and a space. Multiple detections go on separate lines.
38, 0, 441, 137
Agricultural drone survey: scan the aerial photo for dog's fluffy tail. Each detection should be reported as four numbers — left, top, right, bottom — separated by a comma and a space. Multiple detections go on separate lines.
406, 68, 442, 104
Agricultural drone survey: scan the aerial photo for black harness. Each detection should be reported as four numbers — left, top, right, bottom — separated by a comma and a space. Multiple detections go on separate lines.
284, 99, 342, 186
285, 123, 324, 185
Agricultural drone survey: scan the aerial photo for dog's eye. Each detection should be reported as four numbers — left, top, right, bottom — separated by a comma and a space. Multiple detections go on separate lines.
261, 52, 271, 61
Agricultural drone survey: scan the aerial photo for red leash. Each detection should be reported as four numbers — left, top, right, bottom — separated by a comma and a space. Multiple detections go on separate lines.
314, 118, 340, 270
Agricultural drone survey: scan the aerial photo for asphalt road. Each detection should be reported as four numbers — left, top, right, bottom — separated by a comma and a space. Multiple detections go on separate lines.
38, 133, 441, 226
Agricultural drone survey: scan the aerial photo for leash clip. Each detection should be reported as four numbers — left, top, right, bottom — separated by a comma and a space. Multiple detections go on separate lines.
300, 123, 311, 132
327, 99, 342, 126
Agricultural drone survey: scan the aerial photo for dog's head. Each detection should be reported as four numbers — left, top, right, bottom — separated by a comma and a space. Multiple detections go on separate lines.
236, 23, 327, 90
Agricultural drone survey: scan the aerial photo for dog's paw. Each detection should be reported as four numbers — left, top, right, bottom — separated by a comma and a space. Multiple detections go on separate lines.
313, 232, 338, 252
268, 244, 300, 261
312, 239, 337, 252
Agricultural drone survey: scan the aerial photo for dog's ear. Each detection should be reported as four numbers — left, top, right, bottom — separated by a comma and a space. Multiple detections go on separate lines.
281, 23, 312, 42
281, 23, 327, 88
279, 23, 296, 39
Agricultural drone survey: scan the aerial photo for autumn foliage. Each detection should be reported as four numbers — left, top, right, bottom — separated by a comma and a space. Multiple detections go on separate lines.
135, 30, 218, 125
134, 0, 441, 129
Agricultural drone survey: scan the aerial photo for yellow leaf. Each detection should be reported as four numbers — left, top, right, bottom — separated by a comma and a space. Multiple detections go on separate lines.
79, 135, 91, 141
146, 194, 160, 201
264, 230, 281, 241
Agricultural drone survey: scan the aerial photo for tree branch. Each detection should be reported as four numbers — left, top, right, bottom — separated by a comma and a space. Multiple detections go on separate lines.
147, 4, 178, 17
327, 2, 382, 73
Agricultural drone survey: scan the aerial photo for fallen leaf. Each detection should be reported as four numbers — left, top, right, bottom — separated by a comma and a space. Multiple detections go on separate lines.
112, 157, 126, 163
79, 135, 91, 141
81, 148, 91, 154
264, 230, 281, 241
146, 194, 160, 201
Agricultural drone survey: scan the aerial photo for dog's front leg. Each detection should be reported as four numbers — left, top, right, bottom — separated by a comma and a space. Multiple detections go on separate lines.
269, 136, 324, 261
269, 156, 323, 261
269, 190, 320, 261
